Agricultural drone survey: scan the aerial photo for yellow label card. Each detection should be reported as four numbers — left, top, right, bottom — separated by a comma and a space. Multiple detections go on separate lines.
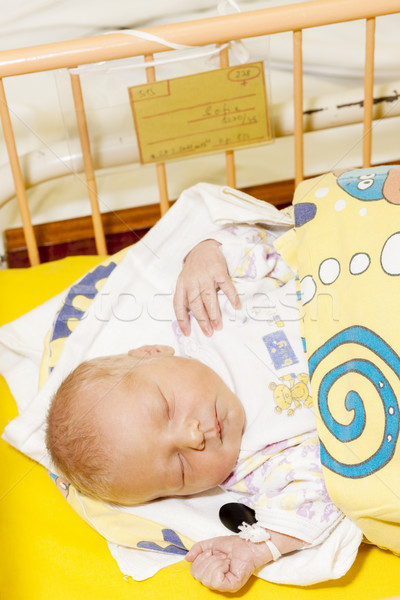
128, 62, 271, 164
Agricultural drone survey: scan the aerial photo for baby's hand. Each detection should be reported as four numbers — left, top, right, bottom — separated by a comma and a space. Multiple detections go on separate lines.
185, 535, 271, 592
173, 240, 240, 337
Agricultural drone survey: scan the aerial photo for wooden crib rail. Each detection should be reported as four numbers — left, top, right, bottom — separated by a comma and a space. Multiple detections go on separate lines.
0, 0, 396, 77
0, 0, 399, 265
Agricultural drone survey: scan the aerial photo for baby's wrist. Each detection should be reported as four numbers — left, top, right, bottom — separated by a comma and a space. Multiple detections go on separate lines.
239, 522, 308, 568
248, 537, 278, 567
238, 524, 282, 565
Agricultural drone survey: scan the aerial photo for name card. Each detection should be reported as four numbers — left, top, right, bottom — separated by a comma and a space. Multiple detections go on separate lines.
128, 61, 272, 164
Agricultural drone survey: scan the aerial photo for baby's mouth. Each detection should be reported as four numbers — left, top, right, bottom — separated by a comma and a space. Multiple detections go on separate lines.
216, 412, 223, 441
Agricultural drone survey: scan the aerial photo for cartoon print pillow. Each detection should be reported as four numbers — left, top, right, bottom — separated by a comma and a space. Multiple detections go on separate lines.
275, 165, 400, 554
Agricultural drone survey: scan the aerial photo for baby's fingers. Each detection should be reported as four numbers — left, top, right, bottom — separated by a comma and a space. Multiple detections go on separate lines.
199, 286, 223, 332
185, 540, 212, 562
218, 277, 241, 311
190, 551, 231, 590
187, 287, 216, 336
173, 278, 192, 336
191, 555, 248, 592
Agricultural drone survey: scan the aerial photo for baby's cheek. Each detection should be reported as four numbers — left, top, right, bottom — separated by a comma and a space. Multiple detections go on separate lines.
215, 451, 239, 485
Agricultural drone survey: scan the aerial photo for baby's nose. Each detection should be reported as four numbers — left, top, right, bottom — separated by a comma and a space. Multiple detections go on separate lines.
180, 419, 205, 450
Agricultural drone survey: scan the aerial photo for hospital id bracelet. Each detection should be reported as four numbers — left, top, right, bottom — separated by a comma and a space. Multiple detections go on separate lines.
237, 522, 282, 561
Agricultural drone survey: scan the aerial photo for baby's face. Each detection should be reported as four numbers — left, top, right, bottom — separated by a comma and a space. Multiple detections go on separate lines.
97, 352, 245, 504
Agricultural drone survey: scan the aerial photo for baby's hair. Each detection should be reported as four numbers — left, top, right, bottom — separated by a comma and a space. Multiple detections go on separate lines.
46, 354, 135, 503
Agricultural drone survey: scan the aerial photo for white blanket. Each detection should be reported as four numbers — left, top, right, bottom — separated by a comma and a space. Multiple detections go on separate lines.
1, 183, 360, 584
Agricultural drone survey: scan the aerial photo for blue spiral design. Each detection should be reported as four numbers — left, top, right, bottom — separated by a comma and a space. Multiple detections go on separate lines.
309, 326, 400, 478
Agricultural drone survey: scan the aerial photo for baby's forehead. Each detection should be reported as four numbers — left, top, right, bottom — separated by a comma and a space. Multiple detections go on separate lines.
110, 355, 219, 408
129, 354, 192, 379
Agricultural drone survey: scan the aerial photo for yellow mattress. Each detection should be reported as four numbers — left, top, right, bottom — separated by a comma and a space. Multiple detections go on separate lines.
1, 256, 399, 600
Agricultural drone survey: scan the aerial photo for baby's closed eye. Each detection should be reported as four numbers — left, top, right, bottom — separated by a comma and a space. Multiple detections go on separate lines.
178, 453, 185, 484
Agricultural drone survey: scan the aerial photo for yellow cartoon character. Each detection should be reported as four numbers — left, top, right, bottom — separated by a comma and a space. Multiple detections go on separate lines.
291, 373, 313, 408
269, 373, 312, 416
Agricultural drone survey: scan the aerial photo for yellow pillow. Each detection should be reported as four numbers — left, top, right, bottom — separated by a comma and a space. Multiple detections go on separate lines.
276, 166, 400, 554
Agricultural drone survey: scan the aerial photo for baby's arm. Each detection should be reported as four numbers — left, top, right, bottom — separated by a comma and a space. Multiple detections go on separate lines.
186, 530, 305, 592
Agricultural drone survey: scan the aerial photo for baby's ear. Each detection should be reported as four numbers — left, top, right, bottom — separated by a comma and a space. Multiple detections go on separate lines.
128, 345, 175, 359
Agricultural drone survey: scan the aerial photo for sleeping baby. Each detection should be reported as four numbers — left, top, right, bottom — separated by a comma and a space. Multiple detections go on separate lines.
46, 225, 362, 592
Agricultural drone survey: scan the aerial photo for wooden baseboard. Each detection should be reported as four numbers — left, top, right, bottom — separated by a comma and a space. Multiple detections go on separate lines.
6, 160, 400, 267
5, 180, 295, 268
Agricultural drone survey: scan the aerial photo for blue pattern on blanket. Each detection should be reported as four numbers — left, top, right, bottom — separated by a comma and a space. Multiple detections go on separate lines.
137, 529, 189, 555
51, 262, 117, 342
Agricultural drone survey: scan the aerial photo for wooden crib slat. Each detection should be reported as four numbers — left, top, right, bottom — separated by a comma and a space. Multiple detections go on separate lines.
363, 17, 376, 168
70, 73, 107, 255
0, 78, 40, 266
293, 30, 304, 187
155, 164, 169, 216
225, 153, 236, 189
145, 54, 170, 216
219, 46, 236, 189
